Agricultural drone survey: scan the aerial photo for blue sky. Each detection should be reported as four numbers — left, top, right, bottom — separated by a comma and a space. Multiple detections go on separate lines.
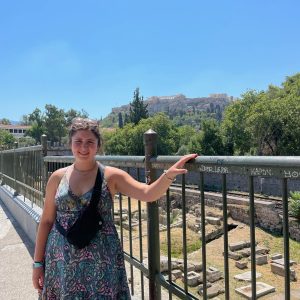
0, 0, 299, 121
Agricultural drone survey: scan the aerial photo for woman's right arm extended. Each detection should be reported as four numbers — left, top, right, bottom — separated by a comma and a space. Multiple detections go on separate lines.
32, 169, 63, 293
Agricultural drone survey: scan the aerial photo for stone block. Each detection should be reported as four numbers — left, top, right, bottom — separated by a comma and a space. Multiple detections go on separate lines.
271, 258, 296, 266
256, 254, 268, 265
178, 263, 195, 272
160, 257, 177, 272
239, 248, 251, 257
199, 283, 224, 298
171, 269, 182, 279
270, 263, 297, 281
270, 253, 282, 260
183, 271, 201, 287
235, 260, 248, 269
228, 250, 243, 261
256, 246, 270, 255
207, 267, 222, 283
229, 241, 250, 251
235, 282, 275, 299
234, 271, 262, 282
193, 262, 203, 272
205, 216, 221, 225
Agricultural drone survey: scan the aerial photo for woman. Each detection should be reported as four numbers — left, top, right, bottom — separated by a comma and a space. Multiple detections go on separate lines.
32, 117, 197, 299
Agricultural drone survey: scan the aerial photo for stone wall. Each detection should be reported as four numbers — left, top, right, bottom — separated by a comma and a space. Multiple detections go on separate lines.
181, 171, 300, 197
159, 187, 299, 241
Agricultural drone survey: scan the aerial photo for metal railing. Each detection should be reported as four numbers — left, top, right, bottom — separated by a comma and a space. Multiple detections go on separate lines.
0, 135, 47, 207
0, 131, 299, 299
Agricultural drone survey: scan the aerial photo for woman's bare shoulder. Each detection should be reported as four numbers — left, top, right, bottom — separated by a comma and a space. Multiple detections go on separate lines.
48, 166, 68, 185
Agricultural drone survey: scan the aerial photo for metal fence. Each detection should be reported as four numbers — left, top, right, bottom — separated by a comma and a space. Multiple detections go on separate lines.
0, 131, 299, 299
0, 136, 47, 207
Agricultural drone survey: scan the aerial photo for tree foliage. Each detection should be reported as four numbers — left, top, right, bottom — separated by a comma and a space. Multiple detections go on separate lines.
44, 105, 67, 144
0, 129, 15, 148
65, 109, 89, 127
222, 73, 300, 155
0, 118, 11, 125
129, 88, 149, 125
104, 113, 178, 155
25, 105, 89, 145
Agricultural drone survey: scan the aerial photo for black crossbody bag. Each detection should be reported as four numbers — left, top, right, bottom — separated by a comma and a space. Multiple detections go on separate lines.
55, 168, 103, 249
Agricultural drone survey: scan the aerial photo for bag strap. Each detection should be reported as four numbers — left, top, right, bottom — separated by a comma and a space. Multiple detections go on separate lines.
89, 167, 103, 208
55, 165, 103, 235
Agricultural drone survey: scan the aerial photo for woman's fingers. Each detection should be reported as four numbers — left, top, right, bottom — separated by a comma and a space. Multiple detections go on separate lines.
175, 153, 198, 168
167, 154, 198, 178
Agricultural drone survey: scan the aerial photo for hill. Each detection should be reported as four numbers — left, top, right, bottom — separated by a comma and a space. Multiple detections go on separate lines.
101, 93, 234, 128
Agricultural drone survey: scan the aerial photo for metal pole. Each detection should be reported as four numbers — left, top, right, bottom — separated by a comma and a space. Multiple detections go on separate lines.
41, 134, 48, 203
0, 146, 3, 184
13, 142, 18, 196
282, 178, 290, 300
144, 129, 160, 300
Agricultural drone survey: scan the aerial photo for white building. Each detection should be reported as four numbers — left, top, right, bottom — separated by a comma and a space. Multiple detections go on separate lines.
0, 124, 31, 138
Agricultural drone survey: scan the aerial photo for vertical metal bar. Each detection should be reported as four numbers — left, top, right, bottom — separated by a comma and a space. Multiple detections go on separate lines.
282, 178, 290, 300
119, 193, 124, 248
137, 168, 145, 300
13, 142, 18, 196
222, 174, 230, 299
41, 134, 47, 207
166, 188, 172, 300
0, 147, 3, 184
200, 172, 207, 300
127, 167, 134, 296
144, 129, 160, 300
181, 173, 188, 293
249, 176, 256, 300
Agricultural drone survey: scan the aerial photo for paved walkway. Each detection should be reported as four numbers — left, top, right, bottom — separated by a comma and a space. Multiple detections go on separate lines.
0, 201, 37, 300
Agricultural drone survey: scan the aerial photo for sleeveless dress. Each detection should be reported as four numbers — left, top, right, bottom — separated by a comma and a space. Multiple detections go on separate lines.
41, 164, 131, 299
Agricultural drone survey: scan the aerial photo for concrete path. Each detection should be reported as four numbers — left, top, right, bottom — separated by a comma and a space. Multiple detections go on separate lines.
0, 201, 37, 300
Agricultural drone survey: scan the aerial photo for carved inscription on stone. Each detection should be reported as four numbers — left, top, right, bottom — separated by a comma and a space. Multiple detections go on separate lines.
199, 165, 229, 174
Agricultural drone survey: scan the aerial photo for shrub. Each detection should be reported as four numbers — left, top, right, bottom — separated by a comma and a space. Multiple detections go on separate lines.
289, 191, 300, 220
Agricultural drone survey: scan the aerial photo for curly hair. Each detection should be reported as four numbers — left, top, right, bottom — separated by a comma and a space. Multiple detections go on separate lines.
68, 118, 102, 148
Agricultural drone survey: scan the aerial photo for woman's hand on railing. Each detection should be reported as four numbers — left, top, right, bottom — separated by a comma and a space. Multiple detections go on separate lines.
165, 153, 198, 181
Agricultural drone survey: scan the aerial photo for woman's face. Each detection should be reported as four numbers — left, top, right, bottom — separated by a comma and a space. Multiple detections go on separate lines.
71, 130, 99, 161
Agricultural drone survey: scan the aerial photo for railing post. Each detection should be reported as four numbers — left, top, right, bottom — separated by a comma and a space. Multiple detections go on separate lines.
13, 141, 18, 196
144, 129, 161, 300
0, 146, 3, 185
41, 134, 48, 201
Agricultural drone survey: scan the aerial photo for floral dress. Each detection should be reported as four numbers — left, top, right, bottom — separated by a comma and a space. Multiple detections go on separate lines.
41, 164, 131, 299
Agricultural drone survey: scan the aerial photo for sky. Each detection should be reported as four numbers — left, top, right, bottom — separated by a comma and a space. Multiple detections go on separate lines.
0, 0, 299, 122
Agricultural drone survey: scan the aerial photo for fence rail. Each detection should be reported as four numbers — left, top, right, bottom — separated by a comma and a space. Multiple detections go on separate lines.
0, 132, 299, 299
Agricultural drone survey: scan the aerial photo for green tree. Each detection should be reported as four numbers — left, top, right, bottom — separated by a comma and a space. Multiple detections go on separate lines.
188, 119, 225, 155
0, 129, 15, 149
44, 105, 67, 144
129, 88, 148, 125
0, 118, 11, 125
118, 112, 123, 128
222, 91, 259, 155
104, 113, 178, 155
26, 108, 45, 144
65, 109, 89, 127
245, 73, 300, 155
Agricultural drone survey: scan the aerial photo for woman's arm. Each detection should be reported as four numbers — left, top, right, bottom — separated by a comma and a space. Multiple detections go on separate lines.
107, 154, 197, 202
